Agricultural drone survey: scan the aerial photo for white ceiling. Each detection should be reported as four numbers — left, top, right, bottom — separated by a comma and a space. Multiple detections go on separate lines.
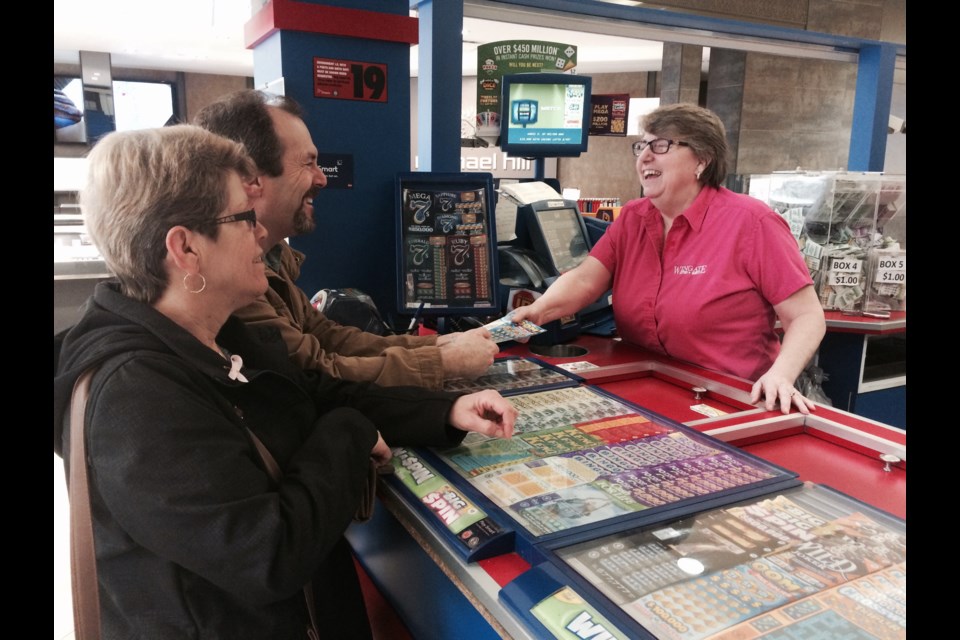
53, 0, 667, 77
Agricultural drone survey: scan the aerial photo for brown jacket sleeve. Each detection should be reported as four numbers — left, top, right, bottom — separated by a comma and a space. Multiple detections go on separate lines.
234, 243, 446, 390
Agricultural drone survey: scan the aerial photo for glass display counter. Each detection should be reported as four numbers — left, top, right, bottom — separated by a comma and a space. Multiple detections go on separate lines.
54, 213, 108, 280
747, 172, 906, 316
347, 340, 905, 640
507, 482, 905, 640
744, 172, 907, 427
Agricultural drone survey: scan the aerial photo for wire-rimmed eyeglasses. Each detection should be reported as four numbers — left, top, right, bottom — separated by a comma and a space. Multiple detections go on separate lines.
632, 138, 690, 156
213, 209, 258, 228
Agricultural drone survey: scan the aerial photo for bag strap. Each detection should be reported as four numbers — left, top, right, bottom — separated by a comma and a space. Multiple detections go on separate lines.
245, 428, 321, 640
68, 367, 101, 640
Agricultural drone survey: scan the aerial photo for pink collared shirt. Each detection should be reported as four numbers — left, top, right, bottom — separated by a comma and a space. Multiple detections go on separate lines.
591, 186, 812, 381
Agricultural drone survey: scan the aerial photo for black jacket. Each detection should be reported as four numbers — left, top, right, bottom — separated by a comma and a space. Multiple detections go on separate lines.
54, 281, 467, 639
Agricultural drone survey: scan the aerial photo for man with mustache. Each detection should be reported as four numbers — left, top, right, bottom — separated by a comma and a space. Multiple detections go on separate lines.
196, 90, 498, 389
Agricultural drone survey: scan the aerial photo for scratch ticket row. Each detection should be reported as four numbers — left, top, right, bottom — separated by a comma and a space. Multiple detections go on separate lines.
509, 386, 637, 435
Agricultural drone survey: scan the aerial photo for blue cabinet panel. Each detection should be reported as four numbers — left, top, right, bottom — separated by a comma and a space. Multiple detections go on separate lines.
854, 387, 906, 429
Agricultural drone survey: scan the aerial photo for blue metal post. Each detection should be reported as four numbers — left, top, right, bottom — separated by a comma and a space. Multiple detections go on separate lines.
249, 0, 414, 317
849, 43, 896, 171
414, 0, 464, 173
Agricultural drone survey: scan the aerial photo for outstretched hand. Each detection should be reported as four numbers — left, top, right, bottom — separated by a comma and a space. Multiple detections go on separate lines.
449, 389, 517, 439
508, 305, 542, 326
751, 372, 816, 415
501, 307, 543, 344
439, 328, 500, 380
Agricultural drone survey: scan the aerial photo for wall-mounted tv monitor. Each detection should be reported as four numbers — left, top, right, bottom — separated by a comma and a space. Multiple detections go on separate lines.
499, 73, 592, 158
515, 198, 592, 276
54, 76, 178, 145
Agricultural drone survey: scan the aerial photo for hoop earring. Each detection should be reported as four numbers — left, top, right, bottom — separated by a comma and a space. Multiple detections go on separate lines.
183, 272, 206, 294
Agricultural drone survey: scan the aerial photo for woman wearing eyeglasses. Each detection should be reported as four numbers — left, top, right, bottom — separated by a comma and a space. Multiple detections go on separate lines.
53, 125, 516, 639
512, 103, 825, 415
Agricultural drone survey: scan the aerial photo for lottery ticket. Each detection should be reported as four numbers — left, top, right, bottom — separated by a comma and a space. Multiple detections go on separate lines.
443, 358, 571, 393
482, 314, 546, 343
509, 484, 636, 535
706, 563, 906, 639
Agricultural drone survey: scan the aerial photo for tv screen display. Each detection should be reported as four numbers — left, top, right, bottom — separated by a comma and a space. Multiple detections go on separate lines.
536, 206, 590, 274
54, 76, 177, 145
54, 77, 87, 143
499, 73, 592, 158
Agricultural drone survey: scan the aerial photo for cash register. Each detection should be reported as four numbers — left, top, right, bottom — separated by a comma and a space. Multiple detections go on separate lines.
496, 185, 614, 345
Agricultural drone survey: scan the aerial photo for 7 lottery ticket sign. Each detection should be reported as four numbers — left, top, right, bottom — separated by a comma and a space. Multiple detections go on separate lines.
396, 173, 499, 315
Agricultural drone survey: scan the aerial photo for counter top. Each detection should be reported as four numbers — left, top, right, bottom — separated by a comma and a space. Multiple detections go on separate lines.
500, 334, 905, 515
349, 333, 906, 639
823, 310, 906, 334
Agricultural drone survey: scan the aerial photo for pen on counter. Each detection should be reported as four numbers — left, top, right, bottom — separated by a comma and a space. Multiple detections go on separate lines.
407, 301, 425, 334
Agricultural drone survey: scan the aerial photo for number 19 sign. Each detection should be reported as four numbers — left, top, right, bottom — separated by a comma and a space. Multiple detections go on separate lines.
314, 57, 387, 102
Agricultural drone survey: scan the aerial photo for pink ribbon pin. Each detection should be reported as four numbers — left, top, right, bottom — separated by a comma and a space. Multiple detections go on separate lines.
227, 354, 249, 383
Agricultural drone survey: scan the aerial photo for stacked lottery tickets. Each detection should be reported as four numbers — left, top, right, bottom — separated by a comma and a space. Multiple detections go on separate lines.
817, 244, 867, 312
864, 245, 906, 313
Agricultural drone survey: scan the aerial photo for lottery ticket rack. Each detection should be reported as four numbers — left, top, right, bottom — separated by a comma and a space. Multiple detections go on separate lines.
346, 341, 906, 640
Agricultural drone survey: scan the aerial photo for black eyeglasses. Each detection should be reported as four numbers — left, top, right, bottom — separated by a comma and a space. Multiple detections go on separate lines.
213, 209, 257, 228
632, 138, 690, 156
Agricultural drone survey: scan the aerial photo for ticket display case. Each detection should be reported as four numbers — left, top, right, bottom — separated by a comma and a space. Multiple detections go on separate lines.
746, 172, 907, 428
54, 157, 106, 281
347, 336, 905, 639
443, 356, 583, 396
864, 247, 906, 314
502, 482, 905, 640
365, 351, 904, 639
388, 358, 801, 565
747, 172, 906, 315
399, 382, 800, 564
54, 209, 111, 334
504, 335, 906, 507
54, 210, 107, 279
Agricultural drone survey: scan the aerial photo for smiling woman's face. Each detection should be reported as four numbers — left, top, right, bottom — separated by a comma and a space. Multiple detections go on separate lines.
634, 132, 703, 205
199, 171, 269, 310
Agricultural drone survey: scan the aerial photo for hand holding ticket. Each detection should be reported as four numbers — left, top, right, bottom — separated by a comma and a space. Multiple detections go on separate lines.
482, 312, 546, 343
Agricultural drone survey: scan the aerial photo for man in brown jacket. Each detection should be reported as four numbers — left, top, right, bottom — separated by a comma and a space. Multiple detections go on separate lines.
196, 90, 498, 389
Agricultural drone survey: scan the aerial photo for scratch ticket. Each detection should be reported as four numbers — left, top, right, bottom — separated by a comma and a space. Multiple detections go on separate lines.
482, 314, 546, 343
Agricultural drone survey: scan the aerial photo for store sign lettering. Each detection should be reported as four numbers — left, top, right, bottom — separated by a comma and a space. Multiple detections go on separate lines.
423, 491, 462, 525
566, 611, 617, 639
397, 450, 435, 485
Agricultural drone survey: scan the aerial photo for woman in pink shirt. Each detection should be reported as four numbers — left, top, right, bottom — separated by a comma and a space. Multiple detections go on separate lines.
512, 104, 825, 414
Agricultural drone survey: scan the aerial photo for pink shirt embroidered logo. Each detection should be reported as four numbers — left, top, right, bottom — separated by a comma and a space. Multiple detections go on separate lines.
673, 265, 707, 275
